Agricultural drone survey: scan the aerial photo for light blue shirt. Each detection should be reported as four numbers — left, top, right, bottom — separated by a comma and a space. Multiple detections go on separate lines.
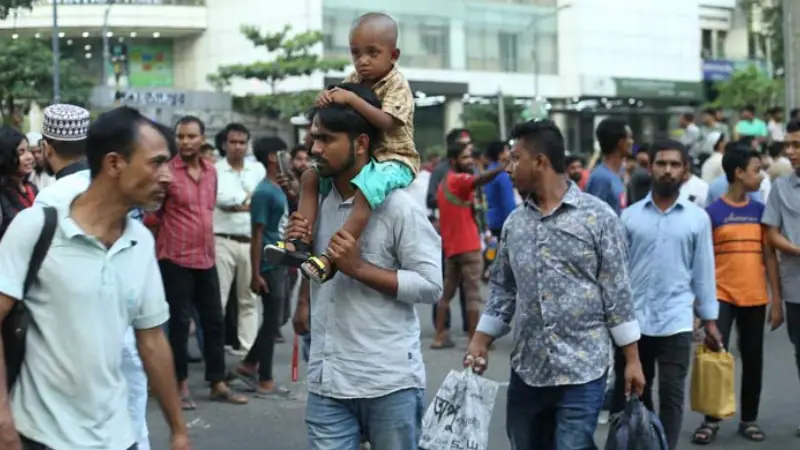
621, 195, 718, 337
707, 174, 762, 205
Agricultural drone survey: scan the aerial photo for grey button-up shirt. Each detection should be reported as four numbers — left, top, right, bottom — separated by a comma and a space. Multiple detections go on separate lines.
477, 182, 640, 387
762, 172, 800, 304
308, 188, 443, 399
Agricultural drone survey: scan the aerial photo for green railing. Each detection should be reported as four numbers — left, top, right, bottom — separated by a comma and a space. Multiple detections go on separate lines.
43, 0, 205, 6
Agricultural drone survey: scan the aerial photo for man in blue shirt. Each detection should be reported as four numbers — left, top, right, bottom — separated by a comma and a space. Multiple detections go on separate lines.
483, 141, 517, 237
614, 139, 723, 450
586, 118, 633, 214
233, 136, 290, 397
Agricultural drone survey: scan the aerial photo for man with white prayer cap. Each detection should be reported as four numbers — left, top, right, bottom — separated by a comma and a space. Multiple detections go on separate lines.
40, 103, 90, 180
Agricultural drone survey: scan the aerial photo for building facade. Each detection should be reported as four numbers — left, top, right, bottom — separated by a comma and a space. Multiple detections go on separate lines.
1, 0, 759, 151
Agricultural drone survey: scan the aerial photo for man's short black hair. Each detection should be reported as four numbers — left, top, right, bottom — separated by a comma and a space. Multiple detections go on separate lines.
221, 122, 250, 143
307, 82, 382, 152
445, 128, 471, 148
565, 155, 584, 167
484, 141, 508, 162
253, 136, 288, 167
595, 118, 629, 155
723, 148, 761, 184
702, 107, 716, 116
447, 142, 469, 161
741, 105, 756, 114
86, 106, 152, 178
682, 112, 695, 122
787, 119, 800, 134
790, 108, 800, 120
152, 121, 178, 158
43, 138, 86, 160
175, 115, 206, 135
510, 119, 567, 173
648, 139, 690, 164
290, 144, 307, 159
768, 141, 784, 159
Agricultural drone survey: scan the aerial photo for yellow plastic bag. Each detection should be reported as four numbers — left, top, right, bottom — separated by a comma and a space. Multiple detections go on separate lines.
690, 345, 736, 419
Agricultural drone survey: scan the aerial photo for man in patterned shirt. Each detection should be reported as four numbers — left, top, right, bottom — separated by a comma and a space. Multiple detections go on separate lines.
465, 119, 645, 450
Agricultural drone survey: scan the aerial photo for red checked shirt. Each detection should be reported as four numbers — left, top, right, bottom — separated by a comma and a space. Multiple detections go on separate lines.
146, 156, 217, 269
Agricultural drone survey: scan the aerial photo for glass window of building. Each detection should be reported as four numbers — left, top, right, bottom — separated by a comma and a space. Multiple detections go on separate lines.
701, 29, 713, 58
716, 30, 727, 58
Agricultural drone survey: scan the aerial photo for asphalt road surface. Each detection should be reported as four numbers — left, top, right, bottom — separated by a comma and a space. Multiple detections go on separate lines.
148, 297, 800, 450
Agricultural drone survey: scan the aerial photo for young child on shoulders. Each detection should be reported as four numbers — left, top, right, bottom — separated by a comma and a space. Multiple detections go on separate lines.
264, 12, 419, 283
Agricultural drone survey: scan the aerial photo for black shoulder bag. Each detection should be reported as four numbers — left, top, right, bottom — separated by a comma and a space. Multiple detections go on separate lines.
2, 206, 58, 391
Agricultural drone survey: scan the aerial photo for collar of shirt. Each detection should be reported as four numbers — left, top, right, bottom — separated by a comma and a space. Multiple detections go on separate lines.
642, 193, 688, 213
347, 66, 399, 90
524, 181, 581, 216
171, 155, 211, 172
55, 160, 88, 180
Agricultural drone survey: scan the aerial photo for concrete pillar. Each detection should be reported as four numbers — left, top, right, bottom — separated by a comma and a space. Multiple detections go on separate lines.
449, 19, 466, 71
786, 0, 800, 109
550, 111, 567, 134
444, 97, 464, 131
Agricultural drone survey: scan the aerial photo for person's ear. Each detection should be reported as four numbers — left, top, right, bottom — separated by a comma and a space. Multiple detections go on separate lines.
355, 134, 370, 156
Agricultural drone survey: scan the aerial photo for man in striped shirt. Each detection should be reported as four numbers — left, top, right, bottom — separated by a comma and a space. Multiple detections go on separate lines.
145, 116, 248, 409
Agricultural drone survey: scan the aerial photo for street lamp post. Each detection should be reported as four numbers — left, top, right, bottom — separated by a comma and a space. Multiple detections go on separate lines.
51, 0, 60, 103
102, 1, 116, 88
783, 0, 794, 119
532, 4, 571, 100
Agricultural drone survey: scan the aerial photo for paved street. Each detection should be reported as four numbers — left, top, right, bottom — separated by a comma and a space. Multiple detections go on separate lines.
148, 299, 800, 450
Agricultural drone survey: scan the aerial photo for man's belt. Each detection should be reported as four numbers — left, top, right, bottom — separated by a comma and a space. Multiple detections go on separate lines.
215, 233, 250, 244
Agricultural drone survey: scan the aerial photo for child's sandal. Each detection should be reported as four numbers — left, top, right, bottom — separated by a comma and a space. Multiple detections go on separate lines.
263, 239, 310, 268
302, 255, 337, 284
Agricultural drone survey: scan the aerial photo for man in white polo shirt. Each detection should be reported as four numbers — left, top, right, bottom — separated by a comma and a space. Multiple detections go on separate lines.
0, 107, 189, 450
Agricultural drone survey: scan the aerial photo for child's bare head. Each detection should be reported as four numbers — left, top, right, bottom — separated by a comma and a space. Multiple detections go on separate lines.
349, 12, 400, 81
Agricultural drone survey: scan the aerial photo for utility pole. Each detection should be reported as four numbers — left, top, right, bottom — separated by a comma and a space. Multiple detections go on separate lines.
783, 0, 796, 118
102, 2, 114, 87
51, 0, 60, 103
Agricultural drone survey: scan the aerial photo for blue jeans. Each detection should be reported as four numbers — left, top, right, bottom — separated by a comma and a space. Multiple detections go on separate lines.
306, 388, 424, 450
506, 370, 606, 450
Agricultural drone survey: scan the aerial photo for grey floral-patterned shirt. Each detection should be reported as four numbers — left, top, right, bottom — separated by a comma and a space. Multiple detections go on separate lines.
476, 182, 641, 387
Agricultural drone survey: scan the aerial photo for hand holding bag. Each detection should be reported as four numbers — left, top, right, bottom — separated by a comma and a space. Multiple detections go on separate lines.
689, 344, 736, 419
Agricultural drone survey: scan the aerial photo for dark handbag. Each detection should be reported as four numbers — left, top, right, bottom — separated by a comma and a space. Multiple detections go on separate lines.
605, 397, 669, 450
2, 206, 58, 392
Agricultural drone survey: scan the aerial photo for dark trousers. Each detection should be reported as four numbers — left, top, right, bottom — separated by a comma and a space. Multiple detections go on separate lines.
612, 332, 692, 450
21, 435, 136, 450
243, 269, 288, 382
160, 259, 226, 383
786, 303, 800, 384
706, 302, 766, 423
506, 370, 606, 450
432, 252, 468, 332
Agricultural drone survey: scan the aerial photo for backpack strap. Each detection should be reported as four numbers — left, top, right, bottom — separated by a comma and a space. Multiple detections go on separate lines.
23, 207, 58, 295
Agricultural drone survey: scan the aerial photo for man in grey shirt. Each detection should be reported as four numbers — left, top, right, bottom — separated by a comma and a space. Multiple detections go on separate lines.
762, 119, 800, 437
286, 83, 443, 450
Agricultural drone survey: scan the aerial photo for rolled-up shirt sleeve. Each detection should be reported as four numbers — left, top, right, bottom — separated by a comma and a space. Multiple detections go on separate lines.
598, 213, 640, 347
395, 202, 443, 305
692, 214, 718, 321
476, 226, 516, 339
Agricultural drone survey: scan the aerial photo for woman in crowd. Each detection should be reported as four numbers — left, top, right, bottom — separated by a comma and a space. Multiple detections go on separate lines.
0, 125, 36, 236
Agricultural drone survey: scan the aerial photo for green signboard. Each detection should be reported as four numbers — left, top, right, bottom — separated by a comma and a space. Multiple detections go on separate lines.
613, 78, 703, 101
128, 43, 174, 88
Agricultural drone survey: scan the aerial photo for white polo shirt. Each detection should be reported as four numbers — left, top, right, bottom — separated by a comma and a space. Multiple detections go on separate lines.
0, 199, 169, 449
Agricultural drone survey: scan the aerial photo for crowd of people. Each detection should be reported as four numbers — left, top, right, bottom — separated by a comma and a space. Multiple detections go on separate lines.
0, 9, 798, 450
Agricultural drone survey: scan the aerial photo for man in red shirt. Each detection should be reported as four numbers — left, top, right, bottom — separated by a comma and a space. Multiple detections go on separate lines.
146, 116, 248, 409
433, 142, 507, 348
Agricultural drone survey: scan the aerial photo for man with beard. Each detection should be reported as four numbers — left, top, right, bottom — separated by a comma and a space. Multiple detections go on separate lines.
614, 139, 722, 450
432, 142, 507, 348
25, 132, 53, 190
565, 155, 585, 186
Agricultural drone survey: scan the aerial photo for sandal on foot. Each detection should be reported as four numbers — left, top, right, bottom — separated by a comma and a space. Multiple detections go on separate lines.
180, 396, 197, 411
263, 240, 310, 268
254, 386, 291, 399
209, 389, 248, 405
738, 423, 766, 441
430, 339, 456, 350
302, 255, 337, 284
692, 422, 719, 445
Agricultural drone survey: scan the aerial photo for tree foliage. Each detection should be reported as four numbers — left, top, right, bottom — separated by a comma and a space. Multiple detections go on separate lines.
740, 0, 783, 75
711, 64, 783, 111
0, 0, 34, 20
0, 37, 95, 125
461, 98, 524, 151
209, 25, 349, 120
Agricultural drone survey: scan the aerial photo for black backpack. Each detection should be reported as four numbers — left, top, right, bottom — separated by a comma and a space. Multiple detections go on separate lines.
2, 206, 57, 391
605, 398, 669, 450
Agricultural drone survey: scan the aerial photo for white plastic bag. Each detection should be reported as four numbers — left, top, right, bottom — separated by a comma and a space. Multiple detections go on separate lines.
418, 369, 500, 450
